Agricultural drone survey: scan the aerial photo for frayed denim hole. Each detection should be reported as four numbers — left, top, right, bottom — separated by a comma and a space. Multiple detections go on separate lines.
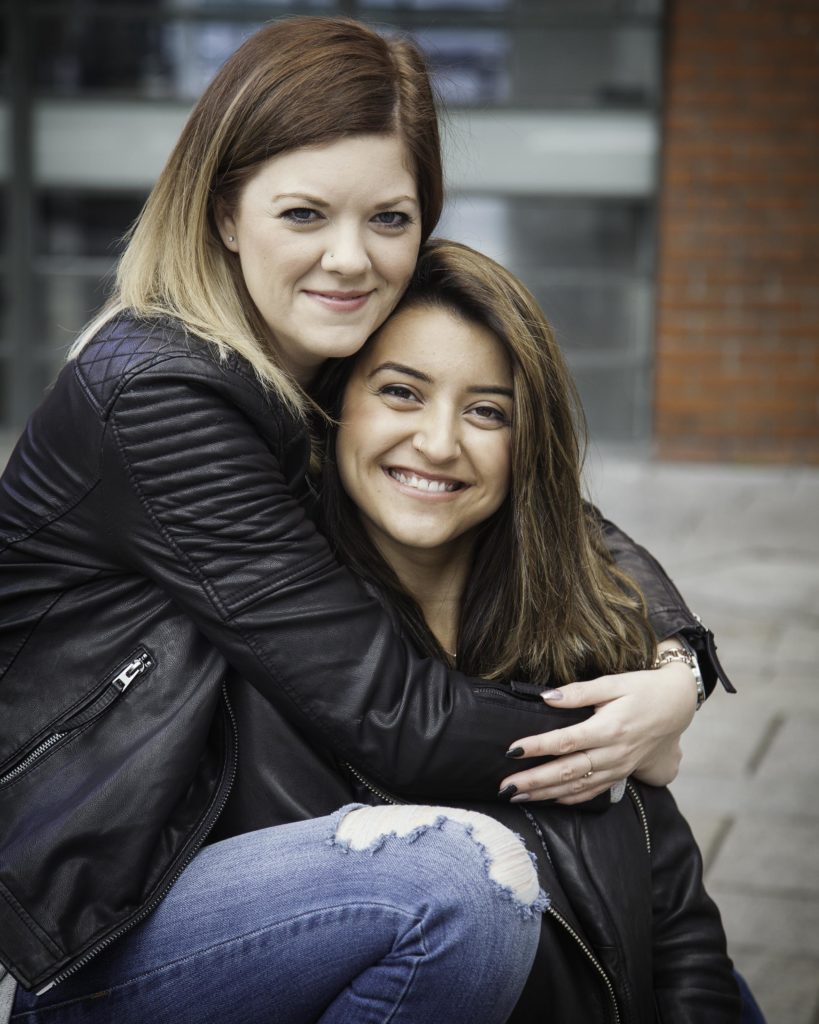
329, 805, 549, 920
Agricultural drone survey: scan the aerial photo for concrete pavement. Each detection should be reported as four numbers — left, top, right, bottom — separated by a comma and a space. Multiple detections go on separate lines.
586, 451, 819, 1024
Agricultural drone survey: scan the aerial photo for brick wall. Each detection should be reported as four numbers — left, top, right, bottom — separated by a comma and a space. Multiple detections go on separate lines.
654, 0, 819, 463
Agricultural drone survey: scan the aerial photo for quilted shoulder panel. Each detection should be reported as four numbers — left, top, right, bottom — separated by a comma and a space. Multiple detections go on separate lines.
75, 315, 225, 417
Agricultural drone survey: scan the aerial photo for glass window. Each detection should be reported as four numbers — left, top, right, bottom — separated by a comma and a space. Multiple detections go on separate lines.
412, 29, 510, 106
31, 7, 660, 109
38, 192, 145, 259
33, 14, 272, 99
362, 0, 661, 11
164, 0, 333, 8
0, 4, 8, 98
33, 271, 112, 352
404, 24, 660, 109
34, 191, 146, 348
33, 14, 166, 97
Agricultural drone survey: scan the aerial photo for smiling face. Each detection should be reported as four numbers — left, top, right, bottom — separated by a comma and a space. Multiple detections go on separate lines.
216, 134, 422, 384
336, 304, 514, 573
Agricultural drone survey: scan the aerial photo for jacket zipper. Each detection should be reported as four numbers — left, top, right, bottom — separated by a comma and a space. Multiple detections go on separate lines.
545, 906, 621, 1024
0, 652, 153, 788
36, 683, 239, 995
626, 781, 651, 856
343, 762, 405, 805
113, 652, 153, 692
0, 733, 68, 787
523, 808, 622, 1024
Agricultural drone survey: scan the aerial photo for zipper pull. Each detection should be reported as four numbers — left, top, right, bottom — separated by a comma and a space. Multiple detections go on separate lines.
114, 652, 153, 692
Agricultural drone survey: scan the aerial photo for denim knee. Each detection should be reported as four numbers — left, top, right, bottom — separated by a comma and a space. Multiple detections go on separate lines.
332, 803, 548, 920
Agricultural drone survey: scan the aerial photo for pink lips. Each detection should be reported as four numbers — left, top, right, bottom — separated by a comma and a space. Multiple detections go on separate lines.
304, 289, 372, 313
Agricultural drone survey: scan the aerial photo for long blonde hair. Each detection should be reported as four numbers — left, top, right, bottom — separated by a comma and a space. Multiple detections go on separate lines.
320, 239, 655, 685
70, 17, 443, 416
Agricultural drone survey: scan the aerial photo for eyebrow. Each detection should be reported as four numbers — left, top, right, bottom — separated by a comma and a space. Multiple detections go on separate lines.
368, 361, 513, 398
374, 195, 419, 209
272, 193, 330, 208
271, 193, 418, 208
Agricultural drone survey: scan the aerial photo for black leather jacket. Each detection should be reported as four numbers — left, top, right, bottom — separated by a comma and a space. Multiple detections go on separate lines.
214, 632, 741, 1022
0, 314, 734, 997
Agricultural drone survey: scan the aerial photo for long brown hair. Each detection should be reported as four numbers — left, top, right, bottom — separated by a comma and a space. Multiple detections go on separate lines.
70, 17, 443, 416
319, 239, 655, 685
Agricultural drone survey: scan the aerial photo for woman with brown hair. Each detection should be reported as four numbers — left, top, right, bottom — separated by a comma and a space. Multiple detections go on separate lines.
317, 238, 741, 1021
1, 15, 728, 1022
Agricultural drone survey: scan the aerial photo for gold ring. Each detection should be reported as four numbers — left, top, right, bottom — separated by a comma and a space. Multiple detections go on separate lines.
581, 752, 594, 779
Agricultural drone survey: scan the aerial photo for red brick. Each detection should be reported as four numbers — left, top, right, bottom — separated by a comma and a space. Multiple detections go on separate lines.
655, 0, 819, 464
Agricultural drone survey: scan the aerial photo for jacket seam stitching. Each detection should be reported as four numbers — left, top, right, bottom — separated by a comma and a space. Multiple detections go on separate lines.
0, 882, 66, 959
75, 318, 275, 420
222, 551, 335, 616
107, 372, 300, 614
94, 350, 273, 421
0, 479, 100, 551
0, 589, 64, 692
109, 416, 231, 619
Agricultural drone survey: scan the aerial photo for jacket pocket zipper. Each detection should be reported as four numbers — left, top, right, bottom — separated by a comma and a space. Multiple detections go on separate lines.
36, 682, 239, 994
0, 650, 154, 787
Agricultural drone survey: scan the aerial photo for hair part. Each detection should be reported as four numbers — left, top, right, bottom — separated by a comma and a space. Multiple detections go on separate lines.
69, 17, 443, 416
319, 239, 655, 685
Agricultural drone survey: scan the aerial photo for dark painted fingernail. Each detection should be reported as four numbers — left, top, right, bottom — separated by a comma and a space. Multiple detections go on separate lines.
505, 746, 525, 759
510, 793, 531, 803
498, 784, 518, 800
540, 688, 563, 700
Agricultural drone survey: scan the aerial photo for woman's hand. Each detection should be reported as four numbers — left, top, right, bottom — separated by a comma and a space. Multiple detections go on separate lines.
499, 647, 698, 805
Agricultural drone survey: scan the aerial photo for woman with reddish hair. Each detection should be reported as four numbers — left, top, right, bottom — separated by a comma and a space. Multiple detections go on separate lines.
0, 17, 729, 1022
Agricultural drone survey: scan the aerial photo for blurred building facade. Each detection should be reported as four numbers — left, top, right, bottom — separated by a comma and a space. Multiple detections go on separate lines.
0, 0, 816, 463
656, 0, 819, 463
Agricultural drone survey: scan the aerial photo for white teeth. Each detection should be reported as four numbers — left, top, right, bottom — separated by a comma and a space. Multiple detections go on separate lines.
390, 470, 458, 493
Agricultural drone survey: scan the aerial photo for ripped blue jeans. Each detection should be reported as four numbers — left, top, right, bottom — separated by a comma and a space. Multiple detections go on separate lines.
11, 805, 546, 1024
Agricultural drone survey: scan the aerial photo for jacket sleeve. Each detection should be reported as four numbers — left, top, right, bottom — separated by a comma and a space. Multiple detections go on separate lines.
592, 508, 736, 699
639, 783, 742, 1023
99, 356, 584, 802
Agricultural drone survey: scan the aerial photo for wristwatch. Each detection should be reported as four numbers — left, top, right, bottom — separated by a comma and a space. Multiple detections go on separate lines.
654, 639, 706, 710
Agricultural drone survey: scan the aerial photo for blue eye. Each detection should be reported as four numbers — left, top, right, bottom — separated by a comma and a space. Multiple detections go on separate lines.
372, 211, 412, 229
281, 208, 321, 224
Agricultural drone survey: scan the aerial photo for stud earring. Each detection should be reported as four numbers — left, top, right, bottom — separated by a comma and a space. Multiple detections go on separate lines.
228, 235, 235, 242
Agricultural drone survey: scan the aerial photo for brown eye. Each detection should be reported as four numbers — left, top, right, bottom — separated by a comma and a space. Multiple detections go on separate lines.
470, 404, 510, 426
379, 384, 418, 402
